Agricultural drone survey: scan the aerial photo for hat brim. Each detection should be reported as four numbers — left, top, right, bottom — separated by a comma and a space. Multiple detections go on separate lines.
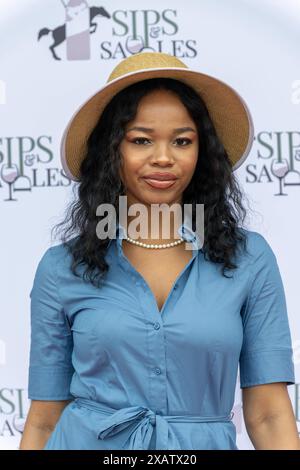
61, 67, 254, 181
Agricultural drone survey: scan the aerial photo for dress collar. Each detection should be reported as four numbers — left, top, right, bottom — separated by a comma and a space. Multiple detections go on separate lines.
107, 220, 203, 254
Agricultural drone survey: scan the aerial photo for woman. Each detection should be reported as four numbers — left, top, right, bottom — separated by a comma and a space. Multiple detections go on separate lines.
20, 52, 299, 450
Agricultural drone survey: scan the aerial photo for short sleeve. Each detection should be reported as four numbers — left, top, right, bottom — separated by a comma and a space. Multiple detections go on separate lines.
239, 234, 295, 388
28, 247, 75, 400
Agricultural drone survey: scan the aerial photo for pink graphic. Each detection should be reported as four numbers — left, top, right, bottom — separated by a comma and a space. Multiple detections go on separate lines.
0, 163, 19, 201
231, 403, 243, 434
125, 36, 145, 54
63, 0, 90, 60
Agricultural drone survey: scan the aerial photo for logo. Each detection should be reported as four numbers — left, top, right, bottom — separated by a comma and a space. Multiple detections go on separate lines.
245, 131, 300, 196
0, 136, 72, 202
37, 1, 198, 61
0, 80, 6, 105
0, 340, 5, 366
95, 197, 205, 251
0, 389, 29, 438
291, 80, 300, 105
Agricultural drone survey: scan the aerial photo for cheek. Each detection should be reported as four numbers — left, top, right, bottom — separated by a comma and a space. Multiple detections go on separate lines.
122, 158, 141, 177
181, 152, 198, 177
119, 153, 143, 184
121, 143, 148, 172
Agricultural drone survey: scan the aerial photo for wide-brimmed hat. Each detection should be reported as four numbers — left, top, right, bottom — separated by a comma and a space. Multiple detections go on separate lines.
61, 52, 254, 181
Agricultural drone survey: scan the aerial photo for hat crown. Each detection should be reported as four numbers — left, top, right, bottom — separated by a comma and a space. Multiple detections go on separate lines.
107, 52, 188, 83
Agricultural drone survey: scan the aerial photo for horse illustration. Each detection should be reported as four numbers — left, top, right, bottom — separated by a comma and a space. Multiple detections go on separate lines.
37, 6, 110, 60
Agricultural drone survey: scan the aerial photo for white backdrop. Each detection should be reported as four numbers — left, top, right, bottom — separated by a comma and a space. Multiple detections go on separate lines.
0, 0, 299, 450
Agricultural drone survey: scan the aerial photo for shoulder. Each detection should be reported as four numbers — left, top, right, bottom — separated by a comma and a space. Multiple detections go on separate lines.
238, 228, 278, 268
33, 236, 78, 278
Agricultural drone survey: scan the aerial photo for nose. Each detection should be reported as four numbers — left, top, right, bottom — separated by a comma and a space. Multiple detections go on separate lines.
150, 142, 175, 165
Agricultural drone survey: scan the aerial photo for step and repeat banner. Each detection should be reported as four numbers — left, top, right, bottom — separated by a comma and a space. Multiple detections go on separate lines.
0, 0, 299, 450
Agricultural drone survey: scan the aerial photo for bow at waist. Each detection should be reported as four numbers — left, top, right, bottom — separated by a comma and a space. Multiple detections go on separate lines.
72, 398, 234, 450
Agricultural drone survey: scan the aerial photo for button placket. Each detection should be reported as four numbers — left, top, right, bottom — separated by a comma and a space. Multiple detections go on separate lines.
147, 315, 167, 412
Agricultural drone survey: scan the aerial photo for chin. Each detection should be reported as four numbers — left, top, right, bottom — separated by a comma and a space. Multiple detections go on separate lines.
141, 193, 178, 205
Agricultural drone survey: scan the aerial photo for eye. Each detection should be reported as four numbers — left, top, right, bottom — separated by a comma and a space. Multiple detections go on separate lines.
174, 138, 192, 146
129, 137, 192, 146
131, 137, 151, 145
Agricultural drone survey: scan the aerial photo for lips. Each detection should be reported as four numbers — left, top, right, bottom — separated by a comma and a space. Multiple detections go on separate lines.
142, 172, 178, 189
142, 178, 177, 189
143, 173, 177, 181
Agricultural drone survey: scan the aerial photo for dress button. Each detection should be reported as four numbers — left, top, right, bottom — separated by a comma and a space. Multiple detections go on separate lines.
174, 284, 178, 290
153, 322, 160, 330
149, 415, 156, 426
154, 367, 161, 375
156, 410, 163, 415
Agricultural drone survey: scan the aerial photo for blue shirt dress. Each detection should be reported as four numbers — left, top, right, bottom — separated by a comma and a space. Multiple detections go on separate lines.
28, 223, 295, 450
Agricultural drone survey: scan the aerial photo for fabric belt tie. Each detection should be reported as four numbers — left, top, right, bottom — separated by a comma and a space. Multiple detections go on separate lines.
74, 398, 234, 450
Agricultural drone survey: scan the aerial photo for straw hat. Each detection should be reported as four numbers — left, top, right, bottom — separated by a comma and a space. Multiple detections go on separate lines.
61, 52, 254, 181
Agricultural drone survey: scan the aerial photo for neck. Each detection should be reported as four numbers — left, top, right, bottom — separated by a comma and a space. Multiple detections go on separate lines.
121, 197, 183, 245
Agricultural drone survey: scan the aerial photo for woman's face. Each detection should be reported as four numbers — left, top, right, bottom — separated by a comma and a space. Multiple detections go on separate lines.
119, 88, 199, 208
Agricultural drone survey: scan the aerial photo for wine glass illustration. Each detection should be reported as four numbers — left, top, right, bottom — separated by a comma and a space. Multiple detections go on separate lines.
0, 164, 19, 201
270, 158, 289, 196
283, 149, 300, 186
126, 35, 145, 54
14, 415, 26, 433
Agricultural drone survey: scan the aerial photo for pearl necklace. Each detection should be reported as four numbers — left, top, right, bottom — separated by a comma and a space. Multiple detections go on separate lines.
125, 235, 185, 249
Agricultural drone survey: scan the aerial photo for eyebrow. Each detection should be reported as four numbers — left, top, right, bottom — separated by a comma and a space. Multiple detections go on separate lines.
126, 126, 196, 134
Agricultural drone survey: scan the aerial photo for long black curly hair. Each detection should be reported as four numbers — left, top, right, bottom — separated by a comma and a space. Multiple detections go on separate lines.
52, 77, 250, 287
